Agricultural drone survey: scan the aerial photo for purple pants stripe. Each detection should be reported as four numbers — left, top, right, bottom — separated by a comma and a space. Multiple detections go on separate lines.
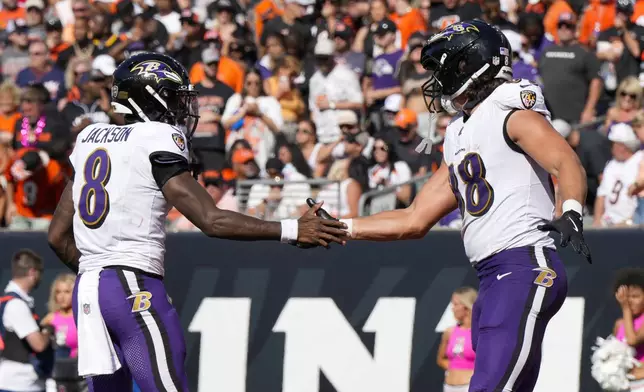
469, 246, 567, 392
72, 268, 188, 392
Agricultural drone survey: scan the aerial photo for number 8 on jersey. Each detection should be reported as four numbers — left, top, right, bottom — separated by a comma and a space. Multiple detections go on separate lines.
448, 152, 495, 217
78, 148, 112, 229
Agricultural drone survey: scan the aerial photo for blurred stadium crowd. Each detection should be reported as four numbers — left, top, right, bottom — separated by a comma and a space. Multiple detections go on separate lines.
2, 0, 644, 230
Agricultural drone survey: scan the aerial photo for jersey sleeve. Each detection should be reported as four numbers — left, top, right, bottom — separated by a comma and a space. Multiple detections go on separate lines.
142, 123, 191, 163
495, 79, 551, 120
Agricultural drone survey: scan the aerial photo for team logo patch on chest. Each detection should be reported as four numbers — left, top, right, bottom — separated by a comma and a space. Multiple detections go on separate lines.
172, 133, 186, 151
520, 90, 537, 109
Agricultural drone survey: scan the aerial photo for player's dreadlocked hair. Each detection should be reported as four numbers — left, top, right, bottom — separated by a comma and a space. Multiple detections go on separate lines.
612, 268, 644, 293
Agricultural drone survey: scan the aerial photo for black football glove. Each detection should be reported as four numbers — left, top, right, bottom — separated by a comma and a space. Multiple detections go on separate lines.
537, 210, 592, 264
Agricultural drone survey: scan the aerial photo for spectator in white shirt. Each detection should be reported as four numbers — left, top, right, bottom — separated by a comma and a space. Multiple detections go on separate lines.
222, 68, 284, 171
0, 249, 53, 392
246, 157, 311, 220
368, 137, 413, 206
594, 123, 642, 227
309, 37, 363, 144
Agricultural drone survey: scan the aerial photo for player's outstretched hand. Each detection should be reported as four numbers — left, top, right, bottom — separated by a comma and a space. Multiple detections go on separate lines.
296, 202, 348, 248
538, 210, 592, 264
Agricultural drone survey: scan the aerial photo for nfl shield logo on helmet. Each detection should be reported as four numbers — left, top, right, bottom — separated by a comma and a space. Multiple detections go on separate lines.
83, 303, 90, 315
172, 133, 186, 151
520, 90, 537, 109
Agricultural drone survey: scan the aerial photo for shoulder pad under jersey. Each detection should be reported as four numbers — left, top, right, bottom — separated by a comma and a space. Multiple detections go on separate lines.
492, 79, 551, 120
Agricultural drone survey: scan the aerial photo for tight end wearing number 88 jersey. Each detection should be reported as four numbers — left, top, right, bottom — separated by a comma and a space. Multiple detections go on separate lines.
443, 80, 568, 392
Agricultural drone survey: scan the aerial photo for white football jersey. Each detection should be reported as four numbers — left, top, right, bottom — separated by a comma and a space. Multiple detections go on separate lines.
443, 79, 555, 263
597, 151, 642, 226
69, 121, 189, 276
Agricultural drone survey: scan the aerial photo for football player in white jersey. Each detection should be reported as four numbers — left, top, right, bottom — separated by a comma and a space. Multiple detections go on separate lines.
329, 20, 592, 392
46, 52, 347, 392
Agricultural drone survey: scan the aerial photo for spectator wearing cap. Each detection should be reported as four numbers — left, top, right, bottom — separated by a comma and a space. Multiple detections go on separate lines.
364, 18, 403, 133
13, 84, 69, 162
333, 21, 367, 78
543, 0, 575, 42
56, 17, 95, 71
154, 0, 182, 35
352, 0, 388, 59
0, 148, 67, 230
381, 93, 402, 129
61, 69, 118, 139
578, 0, 616, 46
222, 68, 284, 170
596, 0, 644, 89
260, 0, 312, 55
368, 136, 412, 206
389, 108, 432, 176
309, 37, 363, 144
24, 0, 45, 28
331, 110, 374, 160
45, 19, 70, 63
265, 55, 306, 127
246, 157, 311, 220
1, 21, 31, 82
17, 41, 67, 102
552, 118, 611, 213
192, 47, 236, 175
429, 0, 482, 31
389, 0, 426, 49
189, 37, 246, 93
539, 12, 602, 124
594, 122, 642, 226
0, 0, 26, 30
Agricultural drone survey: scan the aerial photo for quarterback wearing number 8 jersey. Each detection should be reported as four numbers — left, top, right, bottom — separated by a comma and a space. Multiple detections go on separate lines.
335, 20, 592, 392
46, 52, 346, 392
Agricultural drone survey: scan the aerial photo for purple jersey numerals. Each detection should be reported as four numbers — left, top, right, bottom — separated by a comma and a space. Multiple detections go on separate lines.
448, 152, 494, 217
78, 148, 112, 229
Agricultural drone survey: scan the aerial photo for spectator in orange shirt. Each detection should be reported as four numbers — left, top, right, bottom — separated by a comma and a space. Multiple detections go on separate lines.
389, 0, 427, 49
543, 0, 575, 42
0, 0, 26, 30
0, 148, 67, 230
189, 37, 246, 93
632, 0, 644, 25
253, 0, 283, 45
578, 0, 616, 46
